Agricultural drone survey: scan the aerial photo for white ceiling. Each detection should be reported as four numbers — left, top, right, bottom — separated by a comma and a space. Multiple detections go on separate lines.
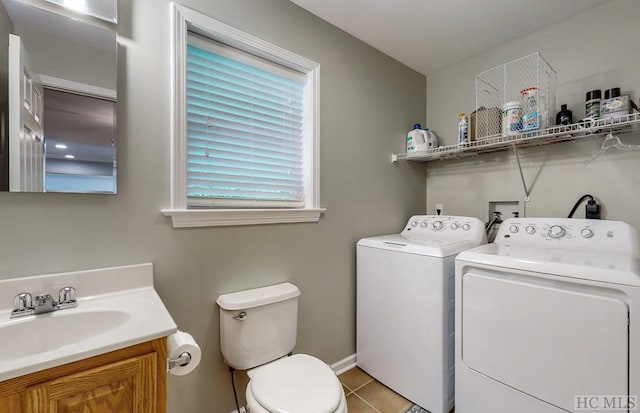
288, 0, 610, 75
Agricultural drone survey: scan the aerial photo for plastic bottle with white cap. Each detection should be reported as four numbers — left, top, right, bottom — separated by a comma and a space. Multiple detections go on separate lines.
458, 113, 469, 145
502, 101, 523, 135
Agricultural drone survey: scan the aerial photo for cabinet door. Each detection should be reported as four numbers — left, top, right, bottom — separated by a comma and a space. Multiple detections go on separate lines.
0, 394, 22, 413
24, 353, 157, 413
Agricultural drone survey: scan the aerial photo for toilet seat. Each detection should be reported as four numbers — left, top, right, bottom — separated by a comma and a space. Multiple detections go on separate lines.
247, 354, 345, 413
246, 386, 347, 413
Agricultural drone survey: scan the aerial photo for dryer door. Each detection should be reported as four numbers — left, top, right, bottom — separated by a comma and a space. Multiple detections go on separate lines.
461, 269, 629, 411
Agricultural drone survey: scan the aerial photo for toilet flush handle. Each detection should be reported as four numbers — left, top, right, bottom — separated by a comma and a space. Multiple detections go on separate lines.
232, 311, 247, 321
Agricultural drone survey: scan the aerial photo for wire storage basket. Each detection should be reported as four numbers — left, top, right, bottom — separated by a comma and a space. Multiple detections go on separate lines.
474, 52, 557, 140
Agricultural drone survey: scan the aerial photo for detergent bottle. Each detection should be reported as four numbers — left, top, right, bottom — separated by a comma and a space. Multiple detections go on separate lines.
424, 129, 439, 150
407, 124, 427, 154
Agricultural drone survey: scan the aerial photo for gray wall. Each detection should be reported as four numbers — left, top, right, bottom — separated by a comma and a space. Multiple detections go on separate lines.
425, 0, 640, 229
0, 0, 426, 412
0, 1, 12, 190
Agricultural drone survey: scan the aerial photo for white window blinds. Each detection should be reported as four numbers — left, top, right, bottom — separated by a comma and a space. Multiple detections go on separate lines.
186, 34, 307, 208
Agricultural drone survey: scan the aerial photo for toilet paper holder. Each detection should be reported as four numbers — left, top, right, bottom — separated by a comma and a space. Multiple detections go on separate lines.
167, 352, 192, 370
166, 331, 201, 375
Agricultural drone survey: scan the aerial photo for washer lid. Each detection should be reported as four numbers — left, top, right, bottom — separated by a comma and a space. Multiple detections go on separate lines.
250, 354, 342, 413
357, 234, 474, 257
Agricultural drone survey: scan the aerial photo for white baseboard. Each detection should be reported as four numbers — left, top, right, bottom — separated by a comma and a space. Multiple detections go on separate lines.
330, 353, 357, 376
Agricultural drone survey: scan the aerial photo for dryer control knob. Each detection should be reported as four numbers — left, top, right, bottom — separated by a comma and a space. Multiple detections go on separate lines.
433, 221, 443, 230
451, 223, 459, 230
411, 221, 418, 227
548, 225, 566, 239
581, 228, 594, 238
509, 225, 519, 233
420, 221, 428, 228
525, 225, 536, 234
462, 224, 471, 231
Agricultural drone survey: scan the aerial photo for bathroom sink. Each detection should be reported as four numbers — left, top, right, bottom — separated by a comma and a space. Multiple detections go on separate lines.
0, 263, 177, 382
0, 309, 130, 362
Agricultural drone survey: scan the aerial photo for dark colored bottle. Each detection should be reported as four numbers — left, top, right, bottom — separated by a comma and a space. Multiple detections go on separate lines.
586, 90, 601, 119
605, 88, 621, 99
556, 104, 573, 125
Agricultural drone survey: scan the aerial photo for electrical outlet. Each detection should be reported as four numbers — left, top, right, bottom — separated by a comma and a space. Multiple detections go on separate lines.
435, 203, 443, 215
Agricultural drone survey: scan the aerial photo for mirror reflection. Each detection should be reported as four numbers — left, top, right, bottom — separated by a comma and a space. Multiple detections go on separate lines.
0, 0, 117, 193
43, 0, 118, 24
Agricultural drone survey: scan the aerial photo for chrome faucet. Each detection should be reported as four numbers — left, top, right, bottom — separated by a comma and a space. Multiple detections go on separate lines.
34, 294, 56, 314
10, 287, 77, 318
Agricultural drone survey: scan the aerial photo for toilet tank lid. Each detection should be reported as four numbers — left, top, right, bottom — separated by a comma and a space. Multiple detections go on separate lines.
217, 282, 300, 310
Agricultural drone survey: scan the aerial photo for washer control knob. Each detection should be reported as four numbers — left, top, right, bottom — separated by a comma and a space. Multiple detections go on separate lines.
451, 223, 459, 230
411, 220, 418, 227
525, 225, 536, 235
433, 221, 444, 230
581, 228, 594, 238
420, 221, 428, 228
509, 225, 519, 233
548, 225, 566, 239
462, 224, 471, 231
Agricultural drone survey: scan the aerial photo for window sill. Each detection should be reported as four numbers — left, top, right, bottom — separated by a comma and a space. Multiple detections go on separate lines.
161, 208, 326, 228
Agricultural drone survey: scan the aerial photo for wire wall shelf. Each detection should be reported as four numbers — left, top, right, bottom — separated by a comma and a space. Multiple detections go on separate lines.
391, 112, 640, 163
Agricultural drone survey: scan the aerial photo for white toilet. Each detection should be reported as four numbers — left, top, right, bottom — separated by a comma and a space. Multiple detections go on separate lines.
217, 282, 348, 413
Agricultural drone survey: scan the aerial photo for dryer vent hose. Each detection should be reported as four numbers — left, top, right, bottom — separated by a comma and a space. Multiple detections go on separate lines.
485, 212, 503, 243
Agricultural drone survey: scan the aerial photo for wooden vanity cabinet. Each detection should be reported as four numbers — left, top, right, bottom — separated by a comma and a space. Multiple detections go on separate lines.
0, 338, 167, 413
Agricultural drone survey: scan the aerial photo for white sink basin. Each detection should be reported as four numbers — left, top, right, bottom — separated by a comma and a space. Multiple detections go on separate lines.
0, 264, 177, 382
0, 309, 130, 362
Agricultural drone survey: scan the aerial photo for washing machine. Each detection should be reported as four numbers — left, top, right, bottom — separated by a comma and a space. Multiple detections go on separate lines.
456, 217, 640, 413
357, 215, 486, 413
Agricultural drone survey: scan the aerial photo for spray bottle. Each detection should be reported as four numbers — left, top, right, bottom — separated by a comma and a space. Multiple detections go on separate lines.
458, 113, 469, 145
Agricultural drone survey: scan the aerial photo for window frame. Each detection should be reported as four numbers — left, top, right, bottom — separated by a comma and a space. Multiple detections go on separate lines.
163, 3, 323, 228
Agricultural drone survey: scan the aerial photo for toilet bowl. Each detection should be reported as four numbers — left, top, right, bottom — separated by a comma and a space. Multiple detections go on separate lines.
245, 354, 347, 413
217, 283, 348, 413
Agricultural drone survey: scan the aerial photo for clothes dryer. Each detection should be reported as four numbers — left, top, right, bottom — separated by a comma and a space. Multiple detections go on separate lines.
357, 215, 486, 413
456, 217, 640, 413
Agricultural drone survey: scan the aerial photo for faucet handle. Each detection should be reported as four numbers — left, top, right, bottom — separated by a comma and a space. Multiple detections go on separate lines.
59, 286, 76, 304
13, 292, 33, 311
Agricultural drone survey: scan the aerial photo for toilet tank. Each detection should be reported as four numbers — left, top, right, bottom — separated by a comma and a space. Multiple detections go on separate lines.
217, 282, 301, 370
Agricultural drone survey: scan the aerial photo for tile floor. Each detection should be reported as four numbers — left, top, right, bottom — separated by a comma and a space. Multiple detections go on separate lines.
338, 367, 455, 413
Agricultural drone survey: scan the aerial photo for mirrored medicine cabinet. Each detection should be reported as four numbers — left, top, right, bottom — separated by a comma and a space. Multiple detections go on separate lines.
0, 0, 118, 194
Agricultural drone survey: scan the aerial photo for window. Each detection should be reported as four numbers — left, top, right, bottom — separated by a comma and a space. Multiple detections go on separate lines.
164, 4, 323, 227
186, 35, 306, 207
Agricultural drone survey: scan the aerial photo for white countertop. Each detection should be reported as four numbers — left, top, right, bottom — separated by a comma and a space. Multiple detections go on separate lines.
0, 263, 177, 382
